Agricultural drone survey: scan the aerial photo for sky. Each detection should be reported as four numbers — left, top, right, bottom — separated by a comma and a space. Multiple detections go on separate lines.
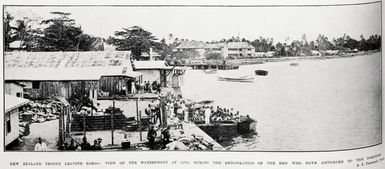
4, 2, 382, 44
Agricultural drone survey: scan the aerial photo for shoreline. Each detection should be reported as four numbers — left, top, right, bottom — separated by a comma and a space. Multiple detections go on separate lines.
180, 51, 380, 67
232, 51, 380, 65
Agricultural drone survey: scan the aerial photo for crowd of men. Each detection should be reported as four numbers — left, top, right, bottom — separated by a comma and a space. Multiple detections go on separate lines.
132, 81, 162, 94
163, 94, 242, 125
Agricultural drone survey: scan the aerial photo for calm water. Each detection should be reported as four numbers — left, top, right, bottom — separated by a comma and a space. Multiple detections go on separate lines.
181, 53, 382, 151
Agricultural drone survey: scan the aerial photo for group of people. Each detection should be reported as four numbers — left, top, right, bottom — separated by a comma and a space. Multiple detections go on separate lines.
146, 125, 214, 151
145, 99, 162, 124
133, 81, 162, 94
78, 137, 103, 151
162, 94, 241, 125
146, 125, 172, 150
50, 137, 103, 151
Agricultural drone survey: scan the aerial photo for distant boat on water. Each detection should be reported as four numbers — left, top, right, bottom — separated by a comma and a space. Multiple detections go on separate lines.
217, 75, 254, 82
289, 62, 299, 66
255, 70, 268, 76
202, 69, 218, 74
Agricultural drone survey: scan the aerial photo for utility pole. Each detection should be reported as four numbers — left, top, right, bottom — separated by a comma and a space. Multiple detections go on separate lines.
111, 101, 115, 145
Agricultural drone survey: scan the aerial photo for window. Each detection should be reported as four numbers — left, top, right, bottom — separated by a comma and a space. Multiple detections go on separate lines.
32, 81, 40, 89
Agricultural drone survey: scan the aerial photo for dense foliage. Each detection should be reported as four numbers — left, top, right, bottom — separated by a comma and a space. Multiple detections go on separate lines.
107, 26, 160, 60
4, 12, 101, 52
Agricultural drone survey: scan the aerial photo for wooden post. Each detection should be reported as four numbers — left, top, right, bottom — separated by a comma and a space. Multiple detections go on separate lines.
58, 105, 63, 147
68, 105, 71, 134
136, 98, 142, 141
160, 96, 167, 127
139, 110, 142, 141
111, 101, 115, 145
83, 113, 86, 136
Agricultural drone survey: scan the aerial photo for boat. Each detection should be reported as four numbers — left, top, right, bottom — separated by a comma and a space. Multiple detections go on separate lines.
217, 75, 254, 82
289, 62, 299, 66
255, 70, 268, 76
196, 100, 214, 105
237, 116, 257, 134
202, 69, 218, 74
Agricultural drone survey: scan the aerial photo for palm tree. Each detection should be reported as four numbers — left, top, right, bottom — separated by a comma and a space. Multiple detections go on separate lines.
4, 12, 15, 51
12, 20, 30, 49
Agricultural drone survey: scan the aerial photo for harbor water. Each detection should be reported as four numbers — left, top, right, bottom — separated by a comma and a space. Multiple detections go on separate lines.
181, 53, 382, 151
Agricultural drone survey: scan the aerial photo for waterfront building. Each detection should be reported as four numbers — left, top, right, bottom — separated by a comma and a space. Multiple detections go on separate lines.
4, 81, 25, 97
175, 40, 206, 58
226, 42, 255, 58
4, 51, 142, 100
5, 94, 29, 148
254, 52, 266, 58
311, 50, 321, 56
134, 60, 185, 88
175, 41, 255, 59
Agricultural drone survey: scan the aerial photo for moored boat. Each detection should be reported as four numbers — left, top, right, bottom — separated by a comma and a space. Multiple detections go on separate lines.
255, 70, 268, 76
217, 75, 254, 82
196, 100, 214, 105
289, 62, 299, 66
237, 116, 257, 134
202, 69, 218, 74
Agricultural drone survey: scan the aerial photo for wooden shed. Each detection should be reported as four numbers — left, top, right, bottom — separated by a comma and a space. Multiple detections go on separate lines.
4, 51, 142, 100
133, 60, 185, 88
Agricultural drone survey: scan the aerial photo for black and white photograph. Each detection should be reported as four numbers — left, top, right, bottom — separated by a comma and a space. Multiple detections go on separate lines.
3, 1, 382, 153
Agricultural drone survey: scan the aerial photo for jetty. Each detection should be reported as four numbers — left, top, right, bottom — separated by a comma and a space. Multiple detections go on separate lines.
188, 60, 239, 70
182, 122, 225, 150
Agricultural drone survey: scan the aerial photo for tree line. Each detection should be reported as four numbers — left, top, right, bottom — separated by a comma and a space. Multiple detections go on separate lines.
4, 12, 102, 52
4, 11, 381, 60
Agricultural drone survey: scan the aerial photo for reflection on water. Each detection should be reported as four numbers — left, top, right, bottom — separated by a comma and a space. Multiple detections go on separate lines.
181, 53, 382, 151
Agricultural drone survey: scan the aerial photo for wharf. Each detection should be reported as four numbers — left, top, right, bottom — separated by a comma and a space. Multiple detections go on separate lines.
97, 93, 159, 101
187, 60, 239, 70
69, 121, 225, 151
181, 122, 225, 150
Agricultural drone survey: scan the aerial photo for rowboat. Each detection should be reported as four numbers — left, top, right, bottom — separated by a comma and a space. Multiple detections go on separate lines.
217, 75, 254, 82
255, 70, 268, 76
202, 69, 218, 74
289, 62, 299, 66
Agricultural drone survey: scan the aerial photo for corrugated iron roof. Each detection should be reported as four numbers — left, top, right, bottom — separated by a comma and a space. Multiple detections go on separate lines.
205, 43, 222, 49
5, 51, 132, 69
175, 41, 206, 49
227, 42, 255, 49
134, 61, 169, 69
5, 51, 142, 81
5, 94, 29, 112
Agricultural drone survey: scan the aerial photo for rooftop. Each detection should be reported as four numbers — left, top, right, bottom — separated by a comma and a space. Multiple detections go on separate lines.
226, 42, 255, 49
134, 60, 168, 69
175, 41, 206, 49
5, 51, 142, 81
5, 94, 29, 112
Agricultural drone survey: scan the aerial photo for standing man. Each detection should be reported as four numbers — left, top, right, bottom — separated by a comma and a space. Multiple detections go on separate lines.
204, 106, 211, 125
34, 137, 48, 151
147, 126, 157, 149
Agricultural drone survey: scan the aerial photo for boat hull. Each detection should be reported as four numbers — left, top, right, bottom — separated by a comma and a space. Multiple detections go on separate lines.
255, 70, 268, 76
217, 76, 254, 82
